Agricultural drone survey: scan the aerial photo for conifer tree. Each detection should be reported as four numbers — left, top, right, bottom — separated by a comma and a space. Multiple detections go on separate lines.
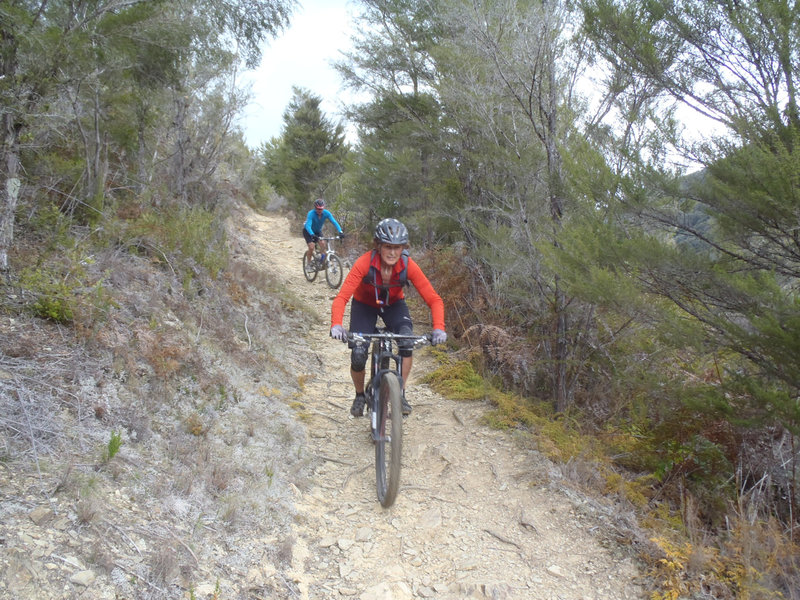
334, 0, 458, 245
577, 0, 800, 435
262, 87, 348, 213
1, 0, 295, 269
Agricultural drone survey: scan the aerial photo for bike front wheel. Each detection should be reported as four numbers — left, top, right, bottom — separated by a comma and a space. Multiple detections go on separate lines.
325, 254, 343, 288
302, 253, 318, 282
375, 372, 403, 507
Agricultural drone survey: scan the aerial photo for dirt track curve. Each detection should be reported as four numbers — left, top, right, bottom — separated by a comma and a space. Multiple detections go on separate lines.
236, 208, 645, 600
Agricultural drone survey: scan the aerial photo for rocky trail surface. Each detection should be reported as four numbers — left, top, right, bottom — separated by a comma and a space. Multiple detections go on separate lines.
0, 207, 646, 600
237, 210, 645, 600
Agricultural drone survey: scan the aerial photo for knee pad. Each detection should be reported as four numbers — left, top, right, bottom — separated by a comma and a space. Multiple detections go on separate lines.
351, 344, 368, 372
397, 325, 414, 358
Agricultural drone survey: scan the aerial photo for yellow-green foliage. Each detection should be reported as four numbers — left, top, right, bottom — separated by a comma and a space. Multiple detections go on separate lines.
482, 387, 542, 430
423, 357, 489, 400
424, 355, 592, 461
258, 386, 282, 398
642, 502, 686, 536
718, 515, 798, 600
424, 342, 797, 599
21, 267, 75, 323
647, 535, 754, 600
18, 250, 116, 325
648, 536, 700, 600
531, 415, 597, 461
123, 206, 228, 278
289, 401, 311, 422
603, 471, 655, 508
604, 424, 645, 456
30, 203, 71, 244
104, 430, 122, 462
637, 504, 797, 600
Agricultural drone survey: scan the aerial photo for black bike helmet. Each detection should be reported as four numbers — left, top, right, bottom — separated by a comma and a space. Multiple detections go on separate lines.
374, 218, 409, 245
314, 198, 326, 208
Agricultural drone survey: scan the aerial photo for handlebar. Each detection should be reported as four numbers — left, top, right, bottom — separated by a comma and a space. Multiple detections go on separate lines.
339, 330, 432, 348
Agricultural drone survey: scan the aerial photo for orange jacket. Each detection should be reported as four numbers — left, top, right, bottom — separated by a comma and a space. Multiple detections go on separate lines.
331, 250, 445, 331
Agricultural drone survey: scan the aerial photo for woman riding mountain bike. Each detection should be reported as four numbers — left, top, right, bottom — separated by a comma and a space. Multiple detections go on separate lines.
330, 218, 447, 417
303, 198, 344, 266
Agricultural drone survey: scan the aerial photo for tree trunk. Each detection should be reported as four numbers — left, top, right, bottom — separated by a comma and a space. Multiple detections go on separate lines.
0, 115, 21, 273
1, 17, 20, 274
173, 93, 189, 203
554, 280, 568, 412
82, 85, 107, 220
543, 0, 568, 412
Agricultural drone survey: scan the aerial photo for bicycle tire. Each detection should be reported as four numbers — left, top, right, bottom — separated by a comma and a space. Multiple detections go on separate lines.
302, 253, 318, 282
375, 372, 403, 507
325, 254, 343, 288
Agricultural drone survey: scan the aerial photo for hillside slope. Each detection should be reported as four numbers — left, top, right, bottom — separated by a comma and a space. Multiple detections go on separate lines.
0, 205, 645, 599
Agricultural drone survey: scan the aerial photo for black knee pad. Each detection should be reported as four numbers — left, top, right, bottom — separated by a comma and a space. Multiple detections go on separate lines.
351, 343, 368, 372
398, 325, 413, 357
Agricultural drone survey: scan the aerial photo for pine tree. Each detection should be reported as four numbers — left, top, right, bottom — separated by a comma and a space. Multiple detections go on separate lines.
262, 87, 348, 213
578, 0, 800, 435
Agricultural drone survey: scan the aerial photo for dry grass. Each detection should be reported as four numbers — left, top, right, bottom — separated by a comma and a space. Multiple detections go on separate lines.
423, 335, 799, 600
150, 544, 179, 586
77, 498, 99, 524
0, 210, 314, 598
184, 413, 208, 437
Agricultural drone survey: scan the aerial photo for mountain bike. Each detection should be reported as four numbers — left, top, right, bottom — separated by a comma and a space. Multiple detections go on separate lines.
345, 329, 431, 508
302, 235, 344, 288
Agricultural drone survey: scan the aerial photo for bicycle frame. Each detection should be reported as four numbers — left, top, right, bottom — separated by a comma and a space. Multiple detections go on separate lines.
368, 335, 400, 440
315, 236, 340, 259
303, 235, 344, 288
351, 330, 430, 423
348, 329, 430, 507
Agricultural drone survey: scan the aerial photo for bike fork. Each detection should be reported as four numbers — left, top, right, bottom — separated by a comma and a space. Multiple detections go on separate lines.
371, 409, 379, 441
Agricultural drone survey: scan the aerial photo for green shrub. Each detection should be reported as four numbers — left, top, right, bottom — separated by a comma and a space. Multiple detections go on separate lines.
423, 357, 489, 400
123, 206, 229, 278
423, 353, 593, 460
104, 431, 122, 462
17, 253, 115, 326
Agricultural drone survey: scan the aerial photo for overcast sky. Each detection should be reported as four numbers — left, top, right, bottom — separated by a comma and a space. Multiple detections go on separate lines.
237, 1, 720, 168
238, 0, 361, 148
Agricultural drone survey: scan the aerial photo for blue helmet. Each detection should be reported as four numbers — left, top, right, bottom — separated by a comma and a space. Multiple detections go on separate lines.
314, 198, 326, 208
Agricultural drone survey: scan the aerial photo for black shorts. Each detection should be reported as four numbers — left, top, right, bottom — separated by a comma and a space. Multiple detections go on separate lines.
349, 299, 414, 357
302, 229, 318, 244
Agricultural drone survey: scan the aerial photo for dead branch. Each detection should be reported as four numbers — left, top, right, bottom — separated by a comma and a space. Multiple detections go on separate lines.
319, 454, 354, 466
483, 528, 522, 549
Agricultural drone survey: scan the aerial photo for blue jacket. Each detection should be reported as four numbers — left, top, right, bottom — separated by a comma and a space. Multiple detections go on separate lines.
304, 209, 343, 236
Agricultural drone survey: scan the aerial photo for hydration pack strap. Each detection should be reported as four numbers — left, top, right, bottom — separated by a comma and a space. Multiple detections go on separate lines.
363, 249, 409, 307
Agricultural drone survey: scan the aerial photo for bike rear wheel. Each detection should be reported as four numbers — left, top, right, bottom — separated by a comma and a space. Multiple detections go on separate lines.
302, 253, 318, 282
375, 372, 403, 507
325, 254, 343, 288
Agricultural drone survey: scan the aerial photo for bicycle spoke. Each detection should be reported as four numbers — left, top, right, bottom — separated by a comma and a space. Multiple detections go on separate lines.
302, 253, 318, 282
325, 254, 343, 288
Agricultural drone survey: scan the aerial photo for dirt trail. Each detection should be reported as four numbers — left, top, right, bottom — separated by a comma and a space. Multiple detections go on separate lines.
239, 209, 645, 600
